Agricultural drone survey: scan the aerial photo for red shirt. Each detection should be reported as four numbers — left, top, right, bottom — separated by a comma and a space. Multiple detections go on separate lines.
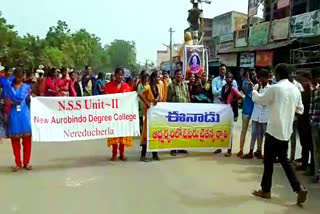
104, 81, 132, 94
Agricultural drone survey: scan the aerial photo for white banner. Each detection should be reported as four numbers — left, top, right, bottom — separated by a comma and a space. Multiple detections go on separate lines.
31, 92, 140, 142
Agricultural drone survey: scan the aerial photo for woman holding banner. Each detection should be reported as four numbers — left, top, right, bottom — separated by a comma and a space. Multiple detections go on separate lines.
44, 68, 59, 96
139, 71, 162, 162
104, 68, 133, 161
6, 68, 32, 171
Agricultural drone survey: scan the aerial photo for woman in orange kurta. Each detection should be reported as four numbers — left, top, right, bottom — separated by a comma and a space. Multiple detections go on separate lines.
138, 71, 164, 162
104, 68, 133, 161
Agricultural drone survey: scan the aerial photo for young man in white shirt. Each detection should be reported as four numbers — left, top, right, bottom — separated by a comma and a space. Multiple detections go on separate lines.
242, 69, 270, 159
251, 63, 308, 205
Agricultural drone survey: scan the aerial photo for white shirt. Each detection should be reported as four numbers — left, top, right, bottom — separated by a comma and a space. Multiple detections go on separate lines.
251, 84, 270, 123
252, 79, 304, 141
211, 76, 238, 103
293, 79, 304, 92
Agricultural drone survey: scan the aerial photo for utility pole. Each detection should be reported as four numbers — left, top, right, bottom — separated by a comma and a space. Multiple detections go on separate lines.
169, 27, 175, 75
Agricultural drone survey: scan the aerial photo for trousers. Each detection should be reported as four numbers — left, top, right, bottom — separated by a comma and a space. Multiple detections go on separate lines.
11, 136, 32, 167
261, 133, 301, 193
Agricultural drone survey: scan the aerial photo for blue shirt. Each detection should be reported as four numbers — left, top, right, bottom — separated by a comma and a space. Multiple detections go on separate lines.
212, 76, 238, 103
0, 76, 15, 98
242, 80, 254, 116
7, 83, 31, 137
93, 79, 105, 95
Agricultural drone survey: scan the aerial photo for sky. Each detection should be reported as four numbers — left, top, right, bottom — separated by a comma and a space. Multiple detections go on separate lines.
0, 0, 249, 64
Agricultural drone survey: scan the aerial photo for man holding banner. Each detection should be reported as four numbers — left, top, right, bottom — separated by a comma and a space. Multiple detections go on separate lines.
167, 69, 191, 156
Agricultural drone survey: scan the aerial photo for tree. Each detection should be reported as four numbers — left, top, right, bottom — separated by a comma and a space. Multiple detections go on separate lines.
0, 11, 18, 66
45, 20, 70, 49
106, 40, 137, 70
0, 12, 137, 73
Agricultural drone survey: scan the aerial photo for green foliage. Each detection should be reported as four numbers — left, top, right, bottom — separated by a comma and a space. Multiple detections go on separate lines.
0, 12, 137, 74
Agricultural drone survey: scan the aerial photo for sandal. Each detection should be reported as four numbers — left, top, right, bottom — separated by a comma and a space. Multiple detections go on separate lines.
140, 156, 149, 162
241, 153, 253, 159
12, 166, 22, 172
119, 156, 127, 161
24, 165, 32, 170
152, 156, 160, 161
110, 156, 117, 161
236, 151, 243, 157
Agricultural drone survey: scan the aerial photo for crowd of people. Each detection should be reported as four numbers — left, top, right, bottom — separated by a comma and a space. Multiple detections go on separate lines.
0, 62, 319, 205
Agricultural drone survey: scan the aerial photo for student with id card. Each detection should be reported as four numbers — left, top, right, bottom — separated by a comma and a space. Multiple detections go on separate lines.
5, 67, 32, 172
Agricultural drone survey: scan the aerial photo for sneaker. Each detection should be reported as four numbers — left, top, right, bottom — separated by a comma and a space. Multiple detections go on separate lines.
252, 189, 271, 199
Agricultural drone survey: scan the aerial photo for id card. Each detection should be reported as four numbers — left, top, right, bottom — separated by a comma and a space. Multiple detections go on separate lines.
16, 105, 21, 112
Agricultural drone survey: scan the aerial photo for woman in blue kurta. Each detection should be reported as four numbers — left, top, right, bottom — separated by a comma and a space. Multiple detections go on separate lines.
0, 67, 14, 141
6, 68, 32, 172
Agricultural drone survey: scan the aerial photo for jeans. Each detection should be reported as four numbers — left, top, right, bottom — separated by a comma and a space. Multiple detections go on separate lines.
250, 121, 267, 151
261, 133, 301, 193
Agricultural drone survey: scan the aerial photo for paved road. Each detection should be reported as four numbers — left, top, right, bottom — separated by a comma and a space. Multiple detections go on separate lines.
0, 120, 319, 214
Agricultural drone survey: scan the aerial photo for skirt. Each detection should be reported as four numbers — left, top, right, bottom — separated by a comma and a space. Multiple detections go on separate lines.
107, 137, 133, 147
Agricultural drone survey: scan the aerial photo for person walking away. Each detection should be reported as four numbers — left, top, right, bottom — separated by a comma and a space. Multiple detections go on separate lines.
104, 68, 133, 161
167, 69, 191, 156
212, 64, 238, 154
5, 68, 32, 172
252, 63, 308, 205
82, 65, 95, 96
221, 72, 244, 157
93, 72, 105, 95
310, 67, 320, 183
139, 71, 162, 162
137, 73, 149, 133
237, 70, 256, 157
242, 69, 270, 159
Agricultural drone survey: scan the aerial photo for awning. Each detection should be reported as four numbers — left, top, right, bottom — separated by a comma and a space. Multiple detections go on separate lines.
218, 40, 296, 54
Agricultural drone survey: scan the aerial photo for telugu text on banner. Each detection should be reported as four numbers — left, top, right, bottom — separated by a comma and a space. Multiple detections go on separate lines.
147, 103, 233, 151
31, 92, 140, 142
